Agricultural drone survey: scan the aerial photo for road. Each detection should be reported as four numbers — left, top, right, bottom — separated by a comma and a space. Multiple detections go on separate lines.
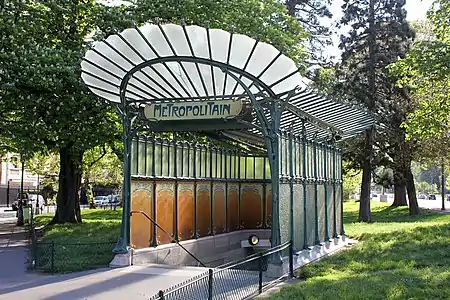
373, 193, 450, 211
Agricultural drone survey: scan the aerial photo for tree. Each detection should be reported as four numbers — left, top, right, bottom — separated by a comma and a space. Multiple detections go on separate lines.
1, 0, 309, 225
284, 0, 333, 63
131, 0, 308, 66
0, 0, 126, 224
338, 0, 418, 218
391, 0, 450, 140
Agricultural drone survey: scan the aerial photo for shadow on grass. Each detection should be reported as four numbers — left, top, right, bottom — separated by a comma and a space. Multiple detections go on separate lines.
343, 203, 448, 225
269, 221, 450, 300
270, 267, 450, 300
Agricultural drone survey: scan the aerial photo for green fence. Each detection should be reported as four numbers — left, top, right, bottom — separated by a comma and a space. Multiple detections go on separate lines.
149, 241, 293, 300
27, 211, 115, 273
29, 240, 116, 273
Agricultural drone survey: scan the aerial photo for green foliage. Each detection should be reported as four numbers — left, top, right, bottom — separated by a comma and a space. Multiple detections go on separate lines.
83, 145, 123, 187
390, 0, 450, 141
131, 0, 309, 67
343, 165, 361, 200
268, 201, 450, 300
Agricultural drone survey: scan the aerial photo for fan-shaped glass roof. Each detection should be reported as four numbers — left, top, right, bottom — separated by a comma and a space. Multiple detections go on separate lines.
81, 23, 373, 141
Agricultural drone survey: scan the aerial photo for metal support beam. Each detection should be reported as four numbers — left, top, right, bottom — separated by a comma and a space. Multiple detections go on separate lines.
113, 99, 133, 253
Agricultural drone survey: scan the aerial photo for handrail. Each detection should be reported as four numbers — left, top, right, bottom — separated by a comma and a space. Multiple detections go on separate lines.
130, 210, 206, 267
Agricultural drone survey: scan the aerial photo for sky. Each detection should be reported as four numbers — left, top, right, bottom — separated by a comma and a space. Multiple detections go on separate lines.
325, 0, 434, 59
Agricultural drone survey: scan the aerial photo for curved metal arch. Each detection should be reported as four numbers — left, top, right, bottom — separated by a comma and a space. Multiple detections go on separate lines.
119, 56, 278, 103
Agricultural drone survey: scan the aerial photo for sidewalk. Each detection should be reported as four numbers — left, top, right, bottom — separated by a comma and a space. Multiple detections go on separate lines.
0, 219, 37, 291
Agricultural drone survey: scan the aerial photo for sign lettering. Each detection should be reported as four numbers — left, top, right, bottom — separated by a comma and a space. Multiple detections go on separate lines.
144, 100, 243, 121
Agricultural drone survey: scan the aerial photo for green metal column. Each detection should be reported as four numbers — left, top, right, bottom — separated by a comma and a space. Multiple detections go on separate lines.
288, 131, 294, 247
323, 143, 330, 241
332, 143, 338, 238
313, 139, 320, 245
267, 105, 281, 249
302, 125, 308, 248
113, 105, 132, 254
339, 149, 345, 236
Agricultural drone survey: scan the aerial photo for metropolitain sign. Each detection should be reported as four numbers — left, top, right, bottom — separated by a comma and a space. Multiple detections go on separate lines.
144, 100, 243, 121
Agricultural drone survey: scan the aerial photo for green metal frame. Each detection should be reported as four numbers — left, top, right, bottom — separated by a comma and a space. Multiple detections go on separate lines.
91, 23, 358, 256
112, 55, 292, 254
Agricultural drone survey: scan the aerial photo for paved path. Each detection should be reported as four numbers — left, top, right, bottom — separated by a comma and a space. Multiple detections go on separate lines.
0, 219, 212, 300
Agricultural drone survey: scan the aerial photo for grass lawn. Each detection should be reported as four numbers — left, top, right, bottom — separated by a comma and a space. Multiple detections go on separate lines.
33, 209, 121, 273
268, 201, 450, 300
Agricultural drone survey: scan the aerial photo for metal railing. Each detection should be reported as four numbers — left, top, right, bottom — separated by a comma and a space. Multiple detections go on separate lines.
149, 241, 294, 300
27, 208, 115, 274
130, 210, 206, 267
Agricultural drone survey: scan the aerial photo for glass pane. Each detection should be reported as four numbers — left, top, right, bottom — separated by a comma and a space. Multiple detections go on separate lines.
146, 140, 153, 176
131, 139, 137, 175
265, 158, 271, 179
211, 151, 217, 178
229, 155, 236, 178
246, 157, 255, 179
255, 157, 264, 179
188, 148, 198, 177
220, 152, 228, 178
195, 148, 202, 177
154, 143, 161, 176
169, 145, 175, 177
162, 144, 170, 176
239, 157, 246, 179
183, 146, 190, 177
176, 144, 182, 178
205, 148, 210, 178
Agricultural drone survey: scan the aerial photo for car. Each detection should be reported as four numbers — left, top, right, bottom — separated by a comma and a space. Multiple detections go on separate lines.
93, 196, 107, 207
106, 194, 121, 206
28, 194, 45, 210
428, 194, 436, 200
418, 194, 426, 200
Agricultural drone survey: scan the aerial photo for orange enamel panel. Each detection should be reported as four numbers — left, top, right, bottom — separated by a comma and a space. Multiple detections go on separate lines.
240, 184, 263, 229
177, 183, 194, 241
227, 184, 239, 231
130, 181, 153, 249
156, 182, 175, 245
213, 184, 226, 234
196, 183, 211, 237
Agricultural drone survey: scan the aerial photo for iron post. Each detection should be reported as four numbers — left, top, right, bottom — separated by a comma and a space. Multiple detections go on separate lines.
313, 138, 320, 244
288, 131, 294, 248
332, 142, 338, 238
323, 144, 330, 241
302, 123, 308, 248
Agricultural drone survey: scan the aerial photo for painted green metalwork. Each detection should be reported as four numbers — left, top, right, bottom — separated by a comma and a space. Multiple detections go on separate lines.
302, 122, 308, 248
323, 143, 330, 241
340, 148, 345, 236
288, 131, 295, 247
81, 23, 373, 258
313, 136, 320, 245
332, 141, 338, 238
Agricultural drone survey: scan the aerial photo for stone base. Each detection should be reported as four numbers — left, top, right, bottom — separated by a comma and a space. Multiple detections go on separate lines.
293, 235, 355, 269
130, 229, 270, 267
110, 248, 134, 268
263, 236, 355, 278
266, 261, 290, 279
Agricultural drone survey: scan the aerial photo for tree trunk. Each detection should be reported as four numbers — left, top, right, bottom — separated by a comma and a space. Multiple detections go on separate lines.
359, 129, 372, 222
392, 170, 408, 206
49, 147, 83, 224
406, 168, 420, 215
285, 0, 296, 16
